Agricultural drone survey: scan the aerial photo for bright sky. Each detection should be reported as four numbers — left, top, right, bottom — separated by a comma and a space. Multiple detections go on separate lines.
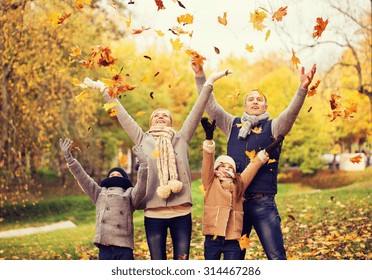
124, 0, 368, 72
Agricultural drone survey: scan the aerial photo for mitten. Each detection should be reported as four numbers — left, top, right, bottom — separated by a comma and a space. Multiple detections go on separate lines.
132, 145, 147, 167
59, 139, 74, 164
200, 117, 216, 140
204, 70, 233, 87
256, 150, 269, 164
83, 77, 106, 92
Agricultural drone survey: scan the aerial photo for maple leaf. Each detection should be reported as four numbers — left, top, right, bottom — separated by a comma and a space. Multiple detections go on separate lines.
169, 26, 189, 36
251, 127, 262, 134
154, 0, 165, 11
312, 17, 329, 39
103, 73, 136, 98
291, 48, 301, 69
218, 12, 228, 26
132, 26, 151, 34
349, 154, 362, 164
307, 80, 321, 97
69, 45, 81, 57
245, 44, 254, 52
75, 91, 90, 102
327, 110, 342, 122
185, 49, 206, 67
272, 6, 288, 22
329, 91, 342, 110
48, 12, 71, 27
155, 30, 165, 37
250, 9, 267, 31
177, 13, 193, 25
80, 45, 117, 69
239, 234, 250, 250
170, 38, 183, 51
245, 150, 256, 161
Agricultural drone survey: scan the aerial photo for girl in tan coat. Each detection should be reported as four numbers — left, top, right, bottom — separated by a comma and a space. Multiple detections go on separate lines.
200, 117, 269, 260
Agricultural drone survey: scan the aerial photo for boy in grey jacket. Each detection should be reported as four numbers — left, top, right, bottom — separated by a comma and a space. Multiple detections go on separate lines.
60, 138, 148, 260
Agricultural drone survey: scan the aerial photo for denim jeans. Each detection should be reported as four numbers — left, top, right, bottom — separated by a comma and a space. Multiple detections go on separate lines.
144, 213, 192, 260
97, 244, 134, 260
241, 195, 286, 260
204, 235, 241, 260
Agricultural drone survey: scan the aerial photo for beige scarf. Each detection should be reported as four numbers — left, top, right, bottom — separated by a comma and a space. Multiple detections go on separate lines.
148, 126, 182, 199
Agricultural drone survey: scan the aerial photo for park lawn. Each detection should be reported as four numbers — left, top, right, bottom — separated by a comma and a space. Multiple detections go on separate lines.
0, 180, 370, 260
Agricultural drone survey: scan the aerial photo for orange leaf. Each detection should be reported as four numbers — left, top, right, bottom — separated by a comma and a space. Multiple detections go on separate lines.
312, 17, 329, 39
177, 13, 193, 25
69, 45, 81, 58
291, 48, 301, 69
154, 0, 165, 11
251, 127, 262, 134
58, 13, 71, 24
185, 49, 206, 67
349, 154, 362, 164
272, 6, 288, 22
245, 150, 256, 161
239, 234, 250, 250
218, 12, 228, 26
132, 26, 150, 35
307, 80, 321, 97
80, 45, 117, 69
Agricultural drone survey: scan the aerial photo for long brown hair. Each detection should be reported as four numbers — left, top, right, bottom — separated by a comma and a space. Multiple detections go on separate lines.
234, 172, 245, 201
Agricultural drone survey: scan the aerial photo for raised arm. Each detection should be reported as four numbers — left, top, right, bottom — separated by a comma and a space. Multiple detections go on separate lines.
59, 138, 101, 203
130, 145, 148, 209
192, 61, 235, 136
180, 70, 232, 142
272, 64, 317, 138
201, 117, 217, 190
83, 78, 145, 145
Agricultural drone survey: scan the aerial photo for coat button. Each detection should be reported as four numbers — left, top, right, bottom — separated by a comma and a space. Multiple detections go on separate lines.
106, 207, 110, 211
120, 211, 124, 215
117, 224, 121, 228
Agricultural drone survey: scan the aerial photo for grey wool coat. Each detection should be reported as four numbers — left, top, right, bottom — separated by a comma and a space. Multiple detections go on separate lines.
103, 84, 214, 210
66, 157, 148, 249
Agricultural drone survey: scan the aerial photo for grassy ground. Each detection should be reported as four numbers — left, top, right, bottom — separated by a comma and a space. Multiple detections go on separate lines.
0, 178, 370, 260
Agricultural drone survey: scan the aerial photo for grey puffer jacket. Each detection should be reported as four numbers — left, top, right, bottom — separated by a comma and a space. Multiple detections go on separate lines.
66, 158, 148, 249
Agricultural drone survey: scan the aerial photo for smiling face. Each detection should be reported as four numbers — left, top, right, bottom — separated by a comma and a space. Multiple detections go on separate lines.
244, 90, 268, 116
217, 163, 235, 174
149, 109, 173, 127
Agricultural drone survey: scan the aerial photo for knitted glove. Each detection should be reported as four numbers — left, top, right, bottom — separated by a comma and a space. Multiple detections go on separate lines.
59, 138, 74, 164
256, 150, 269, 163
132, 145, 147, 167
200, 117, 216, 140
204, 70, 233, 87
83, 77, 106, 92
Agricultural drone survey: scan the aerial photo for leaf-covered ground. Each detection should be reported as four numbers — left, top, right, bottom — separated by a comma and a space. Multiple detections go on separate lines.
0, 182, 370, 260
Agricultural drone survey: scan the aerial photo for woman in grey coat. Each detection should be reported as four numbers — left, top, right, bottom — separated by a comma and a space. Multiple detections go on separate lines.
83, 70, 231, 260
60, 139, 148, 260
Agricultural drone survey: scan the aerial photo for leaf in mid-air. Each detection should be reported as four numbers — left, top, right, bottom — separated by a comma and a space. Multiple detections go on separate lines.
218, 12, 228, 26
250, 9, 267, 31
312, 17, 329, 39
291, 48, 301, 69
272, 6, 288, 22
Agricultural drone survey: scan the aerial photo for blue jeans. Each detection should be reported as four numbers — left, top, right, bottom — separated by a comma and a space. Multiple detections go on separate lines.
144, 213, 192, 260
97, 244, 134, 260
204, 235, 241, 260
241, 195, 286, 260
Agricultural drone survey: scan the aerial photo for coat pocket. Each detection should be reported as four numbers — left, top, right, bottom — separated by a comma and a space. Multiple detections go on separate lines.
233, 210, 244, 233
203, 205, 220, 228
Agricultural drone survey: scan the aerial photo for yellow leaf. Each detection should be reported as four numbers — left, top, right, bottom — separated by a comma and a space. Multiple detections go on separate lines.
177, 13, 194, 25
265, 29, 271, 41
125, 15, 132, 28
155, 29, 165, 37
239, 234, 250, 250
109, 108, 118, 117
101, 78, 115, 87
103, 102, 118, 111
245, 150, 256, 160
245, 44, 254, 52
268, 159, 277, 164
251, 127, 262, 134
218, 12, 228, 26
236, 123, 245, 128
75, 91, 90, 102
118, 152, 128, 166
136, 111, 146, 116
212, 235, 218, 240
152, 149, 160, 158
69, 45, 81, 57
291, 48, 301, 69
250, 9, 267, 31
170, 38, 183, 51
141, 74, 149, 84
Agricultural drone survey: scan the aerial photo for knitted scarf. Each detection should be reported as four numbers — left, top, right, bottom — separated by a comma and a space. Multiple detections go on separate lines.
238, 111, 270, 139
214, 170, 235, 181
148, 126, 182, 199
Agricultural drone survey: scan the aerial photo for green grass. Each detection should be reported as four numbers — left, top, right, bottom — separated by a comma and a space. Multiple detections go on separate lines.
0, 180, 370, 260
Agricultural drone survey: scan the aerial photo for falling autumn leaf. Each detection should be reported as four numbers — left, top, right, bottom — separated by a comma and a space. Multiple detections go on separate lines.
226, 89, 240, 103
102, 73, 136, 98
69, 45, 81, 57
154, 0, 165, 11
144, 55, 151, 60
185, 49, 206, 67
173, 0, 186, 9
154, 71, 160, 77
268, 159, 277, 164
80, 45, 117, 69
265, 30, 271, 41
75, 91, 90, 102
250, 9, 267, 31
150, 92, 154, 99
170, 38, 183, 51
125, 15, 132, 28
155, 30, 165, 37
349, 154, 362, 164
272, 6, 288, 22
109, 108, 118, 117
169, 26, 190, 36
330, 91, 342, 110
214, 47, 220, 54
307, 80, 321, 97
132, 26, 151, 35
312, 17, 329, 39
236, 123, 245, 128
136, 111, 146, 117
291, 48, 301, 69
75, 0, 91, 9
245, 44, 254, 52
103, 102, 119, 111
251, 127, 262, 134
245, 150, 256, 161
218, 12, 228, 26
119, 153, 128, 166
152, 149, 160, 158
177, 13, 193, 25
